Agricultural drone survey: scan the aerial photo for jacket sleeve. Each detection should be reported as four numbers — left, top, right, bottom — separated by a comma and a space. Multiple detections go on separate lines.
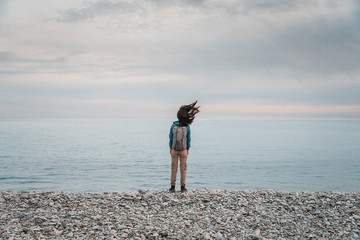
186, 126, 191, 150
169, 124, 174, 149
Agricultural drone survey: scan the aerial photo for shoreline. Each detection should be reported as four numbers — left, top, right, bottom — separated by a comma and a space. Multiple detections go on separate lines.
1, 189, 359, 239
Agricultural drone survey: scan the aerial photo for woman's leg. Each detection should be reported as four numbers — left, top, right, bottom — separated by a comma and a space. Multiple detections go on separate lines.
179, 150, 188, 186
170, 150, 179, 186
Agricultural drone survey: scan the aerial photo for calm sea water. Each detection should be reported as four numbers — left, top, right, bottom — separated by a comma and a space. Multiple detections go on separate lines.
0, 119, 359, 192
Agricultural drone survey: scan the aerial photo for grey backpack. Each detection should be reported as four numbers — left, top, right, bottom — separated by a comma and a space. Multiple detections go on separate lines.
172, 124, 187, 151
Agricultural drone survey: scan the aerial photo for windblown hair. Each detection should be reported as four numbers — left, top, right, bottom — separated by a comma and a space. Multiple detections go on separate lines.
177, 101, 200, 126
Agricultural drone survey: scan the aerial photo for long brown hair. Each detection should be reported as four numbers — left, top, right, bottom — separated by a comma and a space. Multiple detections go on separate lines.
177, 101, 200, 126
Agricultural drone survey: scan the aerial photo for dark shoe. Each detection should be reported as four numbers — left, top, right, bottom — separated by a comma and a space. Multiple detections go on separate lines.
169, 185, 175, 193
181, 186, 187, 192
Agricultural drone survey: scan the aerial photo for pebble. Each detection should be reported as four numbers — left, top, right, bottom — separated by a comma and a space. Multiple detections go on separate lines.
0, 189, 359, 239
117, 225, 127, 230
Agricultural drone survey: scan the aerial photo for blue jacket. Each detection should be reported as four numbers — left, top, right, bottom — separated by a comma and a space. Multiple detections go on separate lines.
169, 121, 191, 150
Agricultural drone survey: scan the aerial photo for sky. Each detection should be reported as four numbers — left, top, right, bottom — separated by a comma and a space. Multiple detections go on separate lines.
1, 0, 360, 119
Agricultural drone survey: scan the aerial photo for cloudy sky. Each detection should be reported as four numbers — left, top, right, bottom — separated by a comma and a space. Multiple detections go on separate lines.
1, 0, 359, 119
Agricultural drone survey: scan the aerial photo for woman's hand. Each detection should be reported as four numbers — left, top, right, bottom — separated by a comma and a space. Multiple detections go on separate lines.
187, 150, 189, 155
169, 149, 172, 154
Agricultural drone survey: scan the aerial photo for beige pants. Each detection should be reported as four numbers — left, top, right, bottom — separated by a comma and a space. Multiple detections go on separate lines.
170, 149, 188, 186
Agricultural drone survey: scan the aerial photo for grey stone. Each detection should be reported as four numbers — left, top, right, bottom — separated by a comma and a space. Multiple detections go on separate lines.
117, 225, 127, 230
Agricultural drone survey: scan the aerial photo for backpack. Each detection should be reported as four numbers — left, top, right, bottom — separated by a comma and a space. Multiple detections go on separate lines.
172, 124, 187, 151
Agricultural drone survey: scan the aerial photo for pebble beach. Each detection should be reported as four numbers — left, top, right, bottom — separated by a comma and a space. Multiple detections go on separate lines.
1, 189, 359, 239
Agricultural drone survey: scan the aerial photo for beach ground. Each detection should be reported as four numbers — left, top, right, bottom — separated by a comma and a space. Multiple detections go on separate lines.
0, 189, 359, 239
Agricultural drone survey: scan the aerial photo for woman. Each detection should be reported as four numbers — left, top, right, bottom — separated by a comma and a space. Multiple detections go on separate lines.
169, 101, 200, 192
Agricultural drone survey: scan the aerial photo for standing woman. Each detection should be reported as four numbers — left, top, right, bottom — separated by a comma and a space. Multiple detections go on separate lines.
169, 101, 200, 192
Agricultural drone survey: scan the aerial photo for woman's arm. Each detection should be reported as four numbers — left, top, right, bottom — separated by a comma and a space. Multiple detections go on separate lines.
169, 124, 174, 149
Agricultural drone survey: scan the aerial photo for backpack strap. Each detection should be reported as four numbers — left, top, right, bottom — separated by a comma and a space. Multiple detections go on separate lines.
174, 125, 179, 150
181, 126, 184, 150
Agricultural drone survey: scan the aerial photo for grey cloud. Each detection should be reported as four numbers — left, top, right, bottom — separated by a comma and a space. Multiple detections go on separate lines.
0, 70, 36, 75
153, 6, 360, 78
0, 51, 15, 61
150, 0, 205, 6
0, 49, 92, 75
10, 0, 360, 82
241, 0, 319, 12
55, 0, 304, 23
54, 0, 360, 24
182, 0, 205, 6
0, 0, 10, 14
56, 1, 144, 22
246, 0, 299, 10
0, 50, 68, 63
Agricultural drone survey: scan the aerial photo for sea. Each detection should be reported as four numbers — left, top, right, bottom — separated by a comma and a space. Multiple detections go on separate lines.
0, 119, 359, 193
